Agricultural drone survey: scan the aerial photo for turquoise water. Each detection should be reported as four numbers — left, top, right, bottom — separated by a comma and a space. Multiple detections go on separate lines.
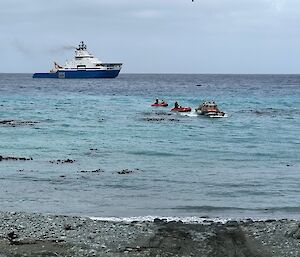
0, 74, 299, 218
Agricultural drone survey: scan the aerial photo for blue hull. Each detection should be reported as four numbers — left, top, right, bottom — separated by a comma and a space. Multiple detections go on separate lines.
33, 70, 120, 79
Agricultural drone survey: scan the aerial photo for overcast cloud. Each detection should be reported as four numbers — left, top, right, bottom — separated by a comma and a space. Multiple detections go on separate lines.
1, 0, 300, 73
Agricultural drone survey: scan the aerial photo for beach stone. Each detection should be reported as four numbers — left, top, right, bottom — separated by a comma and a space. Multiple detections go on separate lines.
200, 216, 209, 219
7, 231, 18, 240
154, 218, 166, 224
226, 220, 239, 227
244, 218, 254, 225
265, 219, 276, 223
64, 224, 73, 231
286, 224, 300, 239
209, 226, 271, 257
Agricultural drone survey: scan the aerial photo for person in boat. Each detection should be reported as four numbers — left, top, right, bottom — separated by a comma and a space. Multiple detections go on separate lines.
198, 102, 206, 112
198, 102, 204, 110
155, 99, 159, 104
174, 101, 179, 108
161, 99, 166, 104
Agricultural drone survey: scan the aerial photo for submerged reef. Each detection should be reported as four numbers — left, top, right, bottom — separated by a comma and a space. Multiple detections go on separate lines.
0, 156, 33, 161
0, 120, 39, 127
49, 159, 76, 164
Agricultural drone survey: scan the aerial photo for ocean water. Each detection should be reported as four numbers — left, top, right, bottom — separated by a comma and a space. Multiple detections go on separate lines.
0, 73, 299, 219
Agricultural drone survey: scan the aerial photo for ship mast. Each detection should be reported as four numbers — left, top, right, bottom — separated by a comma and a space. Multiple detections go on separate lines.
77, 41, 87, 50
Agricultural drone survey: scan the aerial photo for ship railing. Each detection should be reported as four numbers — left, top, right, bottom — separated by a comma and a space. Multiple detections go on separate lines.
101, 63, 122, 66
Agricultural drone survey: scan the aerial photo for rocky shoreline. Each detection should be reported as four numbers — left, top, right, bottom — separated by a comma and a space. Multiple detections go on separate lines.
0, 212, 299, 257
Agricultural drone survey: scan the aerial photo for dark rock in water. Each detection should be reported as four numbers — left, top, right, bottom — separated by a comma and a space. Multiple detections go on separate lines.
196, 84, 203, 87
80, 168, 104, 173
142, 111, 172, 117
246, 107, 293, 118
0, 155, 33, 161
0, 120, 39, 127
49, 159, 75, 164
117, 168, 142, 175
144, 117, 165, 122
142, 117, 180, 122
118, 169, 134, 175
64, 159, 75, 163
141, 111, 181, 122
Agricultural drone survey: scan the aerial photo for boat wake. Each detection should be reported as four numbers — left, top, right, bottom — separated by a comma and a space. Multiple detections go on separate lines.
181, 110, 198, 117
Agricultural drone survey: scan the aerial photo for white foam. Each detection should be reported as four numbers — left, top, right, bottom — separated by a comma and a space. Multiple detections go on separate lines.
181, 110, 198, 117
89, 215, 297, 223
89, 215, 230, 224
179, 110, 228, 118
209, 114, 228, 118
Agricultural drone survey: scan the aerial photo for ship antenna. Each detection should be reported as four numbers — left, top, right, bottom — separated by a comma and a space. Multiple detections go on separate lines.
76, 41, 87, 50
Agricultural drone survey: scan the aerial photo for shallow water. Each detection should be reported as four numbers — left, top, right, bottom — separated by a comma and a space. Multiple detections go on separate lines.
0, 73, 299, 219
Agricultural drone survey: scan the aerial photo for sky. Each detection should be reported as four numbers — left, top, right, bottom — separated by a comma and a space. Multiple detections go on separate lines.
1, 0, 300, 74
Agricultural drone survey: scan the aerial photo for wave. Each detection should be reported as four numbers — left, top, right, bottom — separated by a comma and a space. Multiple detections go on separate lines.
238, 108, 300, 117
126, 150, 184, 157
89, 206, 300, 223
170, 205, 300, 213
89, 215, 229, 224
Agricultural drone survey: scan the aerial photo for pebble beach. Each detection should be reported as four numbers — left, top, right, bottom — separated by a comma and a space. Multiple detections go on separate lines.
0, 212, 299, 257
